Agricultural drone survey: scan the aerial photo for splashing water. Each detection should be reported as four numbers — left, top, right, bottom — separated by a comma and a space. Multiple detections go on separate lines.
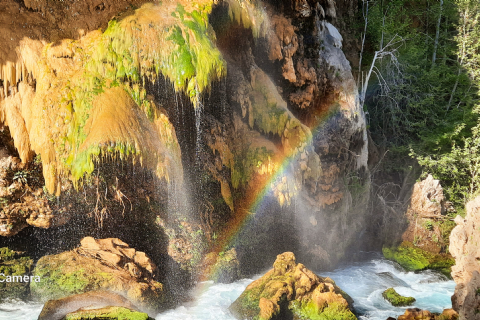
321, 256, 455, 320
0, 257, 454, 320
0, 299, 43, 320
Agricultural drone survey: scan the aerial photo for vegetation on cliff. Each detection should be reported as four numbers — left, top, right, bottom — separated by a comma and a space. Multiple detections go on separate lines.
0, 1, 231, 195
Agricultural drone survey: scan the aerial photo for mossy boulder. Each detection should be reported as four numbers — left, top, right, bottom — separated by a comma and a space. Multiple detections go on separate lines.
64, 306, 153, 320
382, 241, 454, 277
31, 238, 165, 311
229, 252, 356, 320
0, 247, 33, 300
382, 288, 415, 307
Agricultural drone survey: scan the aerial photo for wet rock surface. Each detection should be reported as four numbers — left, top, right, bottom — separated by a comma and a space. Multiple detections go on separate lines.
38, 290, 144, 320
201, 248, 241, 283
63, 306, 153, 320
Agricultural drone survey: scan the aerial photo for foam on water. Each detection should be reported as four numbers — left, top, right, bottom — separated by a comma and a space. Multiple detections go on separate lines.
0, 258, 455, 320
0, 299, 43, 320
155, 278, 257, 320
321, 257, 455, 320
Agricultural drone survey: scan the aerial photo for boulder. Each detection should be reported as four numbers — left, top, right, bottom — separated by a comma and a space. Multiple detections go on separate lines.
382, 288, 415, 307
38, 290, 142, 320
450, 196, 480, 319
229, 252, 356, 320
409, 174, 446, 217
31, 237, 164, 311
64, 306, 153, 320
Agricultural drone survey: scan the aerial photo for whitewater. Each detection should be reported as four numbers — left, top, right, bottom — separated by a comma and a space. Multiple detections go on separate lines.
0, 257, 455, 320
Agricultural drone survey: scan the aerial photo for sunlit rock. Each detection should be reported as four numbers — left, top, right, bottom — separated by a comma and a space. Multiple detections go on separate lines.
31, 237, 165, 311
229, 252, 356, 320
450, 196, 480, 319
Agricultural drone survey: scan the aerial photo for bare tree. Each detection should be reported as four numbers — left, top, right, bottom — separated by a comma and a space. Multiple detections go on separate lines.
359, 35, 404, 109
431, 0, 444, 67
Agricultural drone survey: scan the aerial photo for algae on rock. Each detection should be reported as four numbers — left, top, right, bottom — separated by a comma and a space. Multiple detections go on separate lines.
383, 241, 454, 277
382, 288, 416, 307
64, 306, 153, 320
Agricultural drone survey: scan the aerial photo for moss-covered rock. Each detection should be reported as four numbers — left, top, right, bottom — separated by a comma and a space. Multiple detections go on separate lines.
382, 241, 454, 277
229, 252, 356, 320
64, 306, 153, 320
382, 288, 415, 307
31, 238, 165, 311
0, 247, 33, 300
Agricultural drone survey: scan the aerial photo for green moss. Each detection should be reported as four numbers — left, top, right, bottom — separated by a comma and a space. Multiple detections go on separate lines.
382, 288, 415, 307
0, 248, 33, 300
225, 0, 268, 38
38, 2, 225, 192
229, 275, 268, 319
91, 3, 225, 102
230, 272, 356, 320
0, 247, 16, 262
31, 255, 113, 301
65, 306, 152, 320
382, 241, 455, 277
231, 146, 274, 188
290, 301, 357, 320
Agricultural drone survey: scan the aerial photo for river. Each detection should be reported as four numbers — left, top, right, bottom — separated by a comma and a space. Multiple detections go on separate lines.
0, 256, 455, 320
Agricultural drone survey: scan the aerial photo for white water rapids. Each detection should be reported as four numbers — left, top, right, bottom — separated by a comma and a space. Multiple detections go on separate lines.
0, 257, 455, 320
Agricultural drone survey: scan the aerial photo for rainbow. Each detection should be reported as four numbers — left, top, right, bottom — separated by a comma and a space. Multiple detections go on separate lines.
198, 106, 339, 282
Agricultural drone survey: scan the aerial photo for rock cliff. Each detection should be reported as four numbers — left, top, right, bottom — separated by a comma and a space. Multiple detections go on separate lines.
0, 0, 369, 288
450, 196, 480, 319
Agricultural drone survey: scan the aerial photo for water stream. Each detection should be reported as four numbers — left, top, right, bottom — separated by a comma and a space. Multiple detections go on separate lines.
0, 256, 453, 320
